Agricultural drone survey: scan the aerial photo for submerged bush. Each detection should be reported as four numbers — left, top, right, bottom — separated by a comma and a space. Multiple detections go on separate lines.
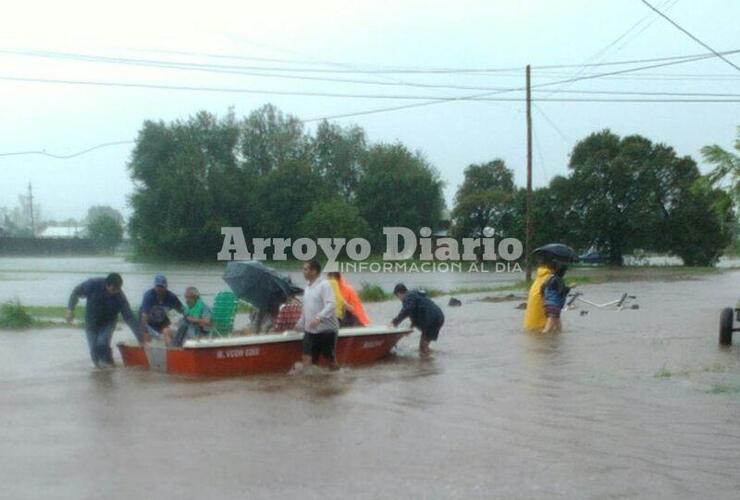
0, 300, 33, 329
359, 283, 390, 302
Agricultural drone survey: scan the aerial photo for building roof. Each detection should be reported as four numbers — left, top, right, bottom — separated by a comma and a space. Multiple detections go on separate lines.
38, 226, 82, 238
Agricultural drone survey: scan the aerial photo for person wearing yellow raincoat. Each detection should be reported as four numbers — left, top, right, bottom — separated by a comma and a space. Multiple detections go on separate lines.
328, 277, 346, 321
523, 265, 553, 332
328, 272, 371, 326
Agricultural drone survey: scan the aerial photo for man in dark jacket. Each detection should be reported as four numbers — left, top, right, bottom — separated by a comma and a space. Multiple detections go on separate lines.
391, 283, 445, 355
66, 273, 142, 368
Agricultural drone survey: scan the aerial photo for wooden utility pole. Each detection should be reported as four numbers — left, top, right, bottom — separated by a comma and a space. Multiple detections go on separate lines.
525, 65, 533, 283
28, 182, 36, 237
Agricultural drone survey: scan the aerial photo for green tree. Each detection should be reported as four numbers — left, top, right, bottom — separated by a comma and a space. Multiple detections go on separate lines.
663, 178, 733, 266
355, 143, 445, 247
509, 175, 588, 253
566, 129, 731, 266
452, 160, 517, 243
312, 121, 367, 200
240, 104, 309, 176
701, 127, 739, 251
87, 214, 123, 253
297, 198, 370, 242
701, 126, 740, 204
128, 111, 239, 259
567, 131, 693, 264
85, 206, 123, 227
252, 160, 328, 239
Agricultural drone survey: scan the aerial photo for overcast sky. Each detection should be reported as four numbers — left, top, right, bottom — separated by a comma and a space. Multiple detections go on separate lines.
1, 0, 738, 222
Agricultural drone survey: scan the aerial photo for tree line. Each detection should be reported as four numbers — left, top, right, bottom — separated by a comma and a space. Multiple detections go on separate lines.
128, 105, 444, 260
452, 129, 737, 266
128, 105, 736, 266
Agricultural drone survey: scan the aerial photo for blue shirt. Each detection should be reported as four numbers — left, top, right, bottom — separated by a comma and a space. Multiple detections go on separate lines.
542, 275, 570, 309
68, 278, 139, 336
139, 288, 185, 329
392, 291, 444, 330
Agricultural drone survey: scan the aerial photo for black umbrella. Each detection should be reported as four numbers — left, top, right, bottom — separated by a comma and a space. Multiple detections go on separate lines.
532, 243, 579, 263
223, 261, 302, 311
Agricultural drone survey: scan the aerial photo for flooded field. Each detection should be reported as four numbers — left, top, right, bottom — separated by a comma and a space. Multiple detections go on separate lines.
0, 256, 524, 307
0, 258, 739, 499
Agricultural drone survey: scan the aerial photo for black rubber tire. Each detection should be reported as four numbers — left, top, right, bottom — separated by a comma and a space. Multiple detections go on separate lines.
719, 308, 733, 346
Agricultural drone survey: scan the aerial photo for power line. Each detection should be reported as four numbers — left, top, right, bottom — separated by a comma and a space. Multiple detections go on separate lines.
617, 0, 680, 52
2, 47, 739, 100
533, 105, 573, 144
3, 47, 736, 102
540, 0, 675, 99
1, 74, 738, 100
0, 75, 511, 98
125, 45, 735, 73
301, 50, 740, 121
2, 44, 739, 159
0, 49, 510, 92
639, 0, 740, 72
0, 140, 134, 158
4, 47, 740, 78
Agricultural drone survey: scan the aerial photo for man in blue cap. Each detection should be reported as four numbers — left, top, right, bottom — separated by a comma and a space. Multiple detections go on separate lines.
139, 274, 185, 345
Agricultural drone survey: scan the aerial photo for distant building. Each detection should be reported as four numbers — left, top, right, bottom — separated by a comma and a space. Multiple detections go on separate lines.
38, 225, 83, 238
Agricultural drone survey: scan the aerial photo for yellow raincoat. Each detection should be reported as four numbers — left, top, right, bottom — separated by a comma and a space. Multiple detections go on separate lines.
328, 278, 346, 319
523, 266, 553, 332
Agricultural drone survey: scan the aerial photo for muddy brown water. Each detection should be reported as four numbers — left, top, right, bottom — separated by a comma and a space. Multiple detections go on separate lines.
0, 259, 739, 499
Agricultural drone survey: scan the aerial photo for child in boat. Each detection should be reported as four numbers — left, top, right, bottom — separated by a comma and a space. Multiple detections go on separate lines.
541, 262, 571, 333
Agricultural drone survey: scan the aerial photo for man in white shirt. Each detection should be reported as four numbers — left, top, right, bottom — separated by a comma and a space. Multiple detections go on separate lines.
294, 259, 339, 369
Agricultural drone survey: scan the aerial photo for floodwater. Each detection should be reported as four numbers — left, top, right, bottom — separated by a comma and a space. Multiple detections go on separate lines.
0, 256, 523, 306
1, 259, 739, 499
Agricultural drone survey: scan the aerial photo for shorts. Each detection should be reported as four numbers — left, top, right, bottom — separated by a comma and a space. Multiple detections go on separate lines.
302, 331, 338, 363
545, 305, 562, 318
421, 318, 444, 342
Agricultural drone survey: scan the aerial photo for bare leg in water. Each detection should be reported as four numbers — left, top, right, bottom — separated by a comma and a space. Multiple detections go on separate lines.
419, 336, 431, 355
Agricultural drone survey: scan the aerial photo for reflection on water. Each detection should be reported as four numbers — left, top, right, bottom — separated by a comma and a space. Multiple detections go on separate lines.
0, 268, 738, 499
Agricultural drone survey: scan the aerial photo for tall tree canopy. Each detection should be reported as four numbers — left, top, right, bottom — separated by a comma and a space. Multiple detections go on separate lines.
355, 143, 445, 247
452, 159, 517, 242
128, 107, 444, 260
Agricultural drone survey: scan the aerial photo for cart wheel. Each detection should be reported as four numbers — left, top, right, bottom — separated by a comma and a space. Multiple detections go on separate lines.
719, 308, 733, 346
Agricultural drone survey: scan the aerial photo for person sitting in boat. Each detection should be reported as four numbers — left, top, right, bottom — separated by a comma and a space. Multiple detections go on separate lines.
391, 283, 445, 355
172, 286, 212, 346
327, 272, 370, 327
66, 272, 142, 368
273, 293, 303, 333
250, 290, 286, 333
139, 274, 185, 345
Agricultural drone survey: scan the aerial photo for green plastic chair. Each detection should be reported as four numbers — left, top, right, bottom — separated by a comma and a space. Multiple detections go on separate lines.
209, 291, 239, 338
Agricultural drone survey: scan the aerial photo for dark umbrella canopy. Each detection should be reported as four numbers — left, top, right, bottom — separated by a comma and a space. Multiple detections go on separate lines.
223, 261, 302, 311
532, 243, 579, 262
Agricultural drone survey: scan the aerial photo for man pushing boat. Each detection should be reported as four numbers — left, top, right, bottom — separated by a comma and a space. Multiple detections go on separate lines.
66, 273, 143, 368
391, 283, 445, 355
